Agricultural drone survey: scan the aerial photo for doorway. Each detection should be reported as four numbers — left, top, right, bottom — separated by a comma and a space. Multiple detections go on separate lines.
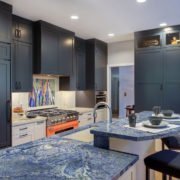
110, 65, 134, 118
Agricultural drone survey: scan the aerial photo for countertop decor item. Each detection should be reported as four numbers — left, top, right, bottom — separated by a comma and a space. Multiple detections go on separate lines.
148, 116, 163, 125
128, 113, 136, 127
161, 110, 174, 117
152, 106, 161, 116
143, 121, 168, 129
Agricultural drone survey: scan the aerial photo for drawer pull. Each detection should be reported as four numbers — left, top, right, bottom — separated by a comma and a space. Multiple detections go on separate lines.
19, 127, 28, 131
37, 121, 44, 125
19, 134, 28, 138
88, 118, 92, 121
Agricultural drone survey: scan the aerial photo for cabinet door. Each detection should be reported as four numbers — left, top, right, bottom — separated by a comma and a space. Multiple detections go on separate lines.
0, 43, 10, 60
59, 31, 74, 75
95, 42, 107, 91
12, 41, 32, 92
12, 15, 33, 44
0, 60, 11, 148
135, 83, 163, 112
163, 48, 180, 112
0, 8, 12, 43
135, 50, 163, 83
135, 50, 163, 112
41, 27, 59, 74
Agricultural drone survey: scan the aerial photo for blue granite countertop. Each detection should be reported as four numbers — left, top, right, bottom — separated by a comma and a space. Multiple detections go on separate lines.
91, 111, 180, 141
0, 136, 138, 180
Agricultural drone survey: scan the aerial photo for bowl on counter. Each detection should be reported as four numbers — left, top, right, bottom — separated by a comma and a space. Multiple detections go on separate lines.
148, 116, 163, 125
161, 110, 174, 117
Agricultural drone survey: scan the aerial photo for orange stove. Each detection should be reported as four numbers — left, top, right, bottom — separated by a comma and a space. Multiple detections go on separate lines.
46, 120, 79, 137
27, 108, 79, 137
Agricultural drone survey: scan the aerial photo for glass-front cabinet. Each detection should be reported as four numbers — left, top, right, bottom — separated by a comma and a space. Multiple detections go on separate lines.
164, 30, 180, 47
135, 30, 162, 50
137, 35, 160, 48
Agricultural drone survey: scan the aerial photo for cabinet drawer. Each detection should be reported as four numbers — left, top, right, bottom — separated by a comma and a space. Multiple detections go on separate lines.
79, 112, 93, 120
12, 123, 34, 136
34, 121, 46, 140
79, 112, 93, 126
0, 43, 10, 60
12, 133, 33, 146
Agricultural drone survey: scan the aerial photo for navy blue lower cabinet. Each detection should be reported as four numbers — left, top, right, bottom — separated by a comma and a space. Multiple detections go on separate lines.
163, 83, 180, 113
0, 60, 11, 148
135, 83, 163, 112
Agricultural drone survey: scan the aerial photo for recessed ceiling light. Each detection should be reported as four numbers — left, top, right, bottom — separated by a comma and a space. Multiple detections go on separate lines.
160, 22, 167, 27
108, 33, 115, 37
164, 27, 172, 32
137, 0, 147, 3
70, 15, 79, 20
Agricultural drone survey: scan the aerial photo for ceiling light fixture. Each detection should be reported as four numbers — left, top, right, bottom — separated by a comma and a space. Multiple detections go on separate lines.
70, 15, 79, 20
160, 22, 167, 27
108, 33, 115, 37
137, 0, 147, 3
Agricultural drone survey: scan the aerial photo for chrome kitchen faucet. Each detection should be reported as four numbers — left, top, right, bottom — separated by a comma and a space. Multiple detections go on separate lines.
93, 102, 112, 124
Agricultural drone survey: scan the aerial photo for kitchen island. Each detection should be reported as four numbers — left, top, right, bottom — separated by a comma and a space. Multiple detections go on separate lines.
0, 135, 138, 180
90, 111, 180, 180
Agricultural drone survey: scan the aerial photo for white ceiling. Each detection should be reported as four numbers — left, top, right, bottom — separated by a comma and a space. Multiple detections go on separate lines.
2, 0, 180, 43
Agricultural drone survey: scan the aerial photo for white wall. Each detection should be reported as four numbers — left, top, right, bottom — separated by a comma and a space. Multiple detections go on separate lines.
108, 40, 134, 66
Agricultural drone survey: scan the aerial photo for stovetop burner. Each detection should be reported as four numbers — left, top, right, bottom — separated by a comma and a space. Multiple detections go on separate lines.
28, 108, 79, 126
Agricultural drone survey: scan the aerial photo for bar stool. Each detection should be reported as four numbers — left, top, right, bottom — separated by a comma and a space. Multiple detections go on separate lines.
144, 150, 180, 180
162, 136, 180, 150
161, 136, 180, 180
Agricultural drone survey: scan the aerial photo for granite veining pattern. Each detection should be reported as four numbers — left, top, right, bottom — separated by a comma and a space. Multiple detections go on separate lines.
91, 111, 180, 141
0, 136, 138, 180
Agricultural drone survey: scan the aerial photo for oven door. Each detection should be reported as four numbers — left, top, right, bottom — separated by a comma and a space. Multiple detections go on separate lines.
95, 95, 107, 108
46, 121, 79, 137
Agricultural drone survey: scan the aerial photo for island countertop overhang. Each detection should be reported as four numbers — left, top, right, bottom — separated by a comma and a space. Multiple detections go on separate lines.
90, 111, 180, 141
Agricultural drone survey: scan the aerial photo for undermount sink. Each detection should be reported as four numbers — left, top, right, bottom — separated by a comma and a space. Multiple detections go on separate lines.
64, 127, 95, 143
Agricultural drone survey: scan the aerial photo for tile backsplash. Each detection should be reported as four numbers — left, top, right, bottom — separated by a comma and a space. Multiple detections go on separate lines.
12, 91, 76, 110
12, 75, 76, 110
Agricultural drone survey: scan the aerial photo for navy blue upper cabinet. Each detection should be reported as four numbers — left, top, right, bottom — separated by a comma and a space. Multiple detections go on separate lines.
0, 1, 12, 43
12, 16, 33, 92
12, 41, 32, 92
86, 39, 107, 91
59, 37, 86, 90
135, 50, 163, 83
75, 37, 86, 90
12, 15, 33, 44
34, 21, 74, 76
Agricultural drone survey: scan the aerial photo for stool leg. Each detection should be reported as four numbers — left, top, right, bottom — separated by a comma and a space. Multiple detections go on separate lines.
163, 174, 167, 180
146, 167, 150, 180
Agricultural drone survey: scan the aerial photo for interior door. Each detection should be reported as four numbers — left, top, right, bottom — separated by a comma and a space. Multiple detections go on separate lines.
0, 60, 11, 148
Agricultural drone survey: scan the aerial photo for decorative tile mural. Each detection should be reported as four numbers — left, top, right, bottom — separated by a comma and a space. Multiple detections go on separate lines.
29, 78, 55, 107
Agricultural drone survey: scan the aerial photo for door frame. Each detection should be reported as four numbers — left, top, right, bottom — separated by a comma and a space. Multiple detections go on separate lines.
107, 63, 134, 116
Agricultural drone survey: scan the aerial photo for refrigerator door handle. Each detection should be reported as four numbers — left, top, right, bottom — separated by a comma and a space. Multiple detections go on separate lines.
7, 100, 11, 123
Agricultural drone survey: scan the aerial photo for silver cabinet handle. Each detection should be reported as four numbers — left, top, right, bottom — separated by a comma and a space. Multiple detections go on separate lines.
19, 134, 28, 138
37, 121, 44, 125
19, 127, 28, 131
